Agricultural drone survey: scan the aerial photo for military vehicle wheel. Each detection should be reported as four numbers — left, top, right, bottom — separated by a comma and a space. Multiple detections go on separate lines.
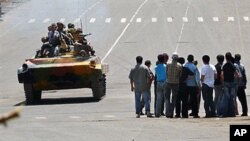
24, 83, 42, 105
92, 74, 106, 100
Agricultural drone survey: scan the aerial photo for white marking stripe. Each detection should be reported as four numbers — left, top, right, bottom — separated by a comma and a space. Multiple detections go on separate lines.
182, 17, 188, 22
69, 116, 81, 119
198, 17, 203, 22
213, 17, 219, 22
90, 18, 96, 23
35, 117, 47, 119
228, 17, 234, 21
243, 16, 249, 21
104, 115, 115, 118
43, 18, 50, 23
121, 18, 127, 23
136, 18, 142, 22
60, 18, 65, 23
167, 17, 173, 22
28, 18, 35, 23
105, 18, 111, 23
152, 18, 157, 22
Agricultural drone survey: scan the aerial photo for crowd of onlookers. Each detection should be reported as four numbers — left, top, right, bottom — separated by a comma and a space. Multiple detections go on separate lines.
129, 52, 248, 118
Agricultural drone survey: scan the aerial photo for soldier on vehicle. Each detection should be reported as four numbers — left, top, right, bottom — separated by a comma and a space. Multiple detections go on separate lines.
74, 33, 95, 56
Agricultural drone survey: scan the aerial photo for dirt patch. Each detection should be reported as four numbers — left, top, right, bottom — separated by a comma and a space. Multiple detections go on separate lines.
1, 0, 29, 15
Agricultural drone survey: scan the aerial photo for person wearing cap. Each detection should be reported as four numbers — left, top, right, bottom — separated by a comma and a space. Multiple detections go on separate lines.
165, 52, 182, 118
73, 33, 95, 56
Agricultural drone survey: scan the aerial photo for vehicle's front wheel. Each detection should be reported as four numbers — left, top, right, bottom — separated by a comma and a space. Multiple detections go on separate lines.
92, 74, 106, 100
24, 83, 42, 105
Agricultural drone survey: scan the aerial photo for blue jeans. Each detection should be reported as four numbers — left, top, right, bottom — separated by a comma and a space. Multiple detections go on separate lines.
135, 91, 150, 114
214, 85, 223, 113
202, 84, 216, 116
155, 82, 166, 117
218, 82, 237, 117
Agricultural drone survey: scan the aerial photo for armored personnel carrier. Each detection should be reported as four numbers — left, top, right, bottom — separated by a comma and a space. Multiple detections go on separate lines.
17, 53, 108, 105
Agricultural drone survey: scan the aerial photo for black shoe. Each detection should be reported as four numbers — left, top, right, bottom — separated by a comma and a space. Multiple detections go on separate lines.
147, 112, 154, 118
241, 113, 248, 116
189, 113, 194, 116
140, 112, 145, 115
182, 115, 188, 118
193, 115, 200, 118
161, 113, 165, 116
175, 115, 181, 118
136, 114, 140, 118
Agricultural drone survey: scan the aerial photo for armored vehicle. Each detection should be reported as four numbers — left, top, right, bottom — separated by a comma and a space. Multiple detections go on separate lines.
17, 54, 108, 105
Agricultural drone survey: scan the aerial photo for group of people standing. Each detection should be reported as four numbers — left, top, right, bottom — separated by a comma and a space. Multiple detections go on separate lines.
129, 52, 248, 118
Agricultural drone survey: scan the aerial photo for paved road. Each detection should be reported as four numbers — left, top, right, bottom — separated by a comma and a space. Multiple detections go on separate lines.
0, 0, 250, 141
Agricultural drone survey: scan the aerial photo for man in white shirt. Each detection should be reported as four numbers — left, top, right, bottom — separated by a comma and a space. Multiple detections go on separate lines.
200, 55, 217, 117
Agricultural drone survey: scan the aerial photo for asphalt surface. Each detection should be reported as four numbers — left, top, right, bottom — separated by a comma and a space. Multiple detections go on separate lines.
0, 0, 250, 141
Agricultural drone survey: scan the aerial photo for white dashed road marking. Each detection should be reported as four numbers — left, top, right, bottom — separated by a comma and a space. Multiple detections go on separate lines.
121, 18, 127, 23
167, 17, 173, 22
89, 18, 96, 23
35, 116, 47, 120
69, 116, 81, 119
152, 17, 157, 22
101, 0, 148, 62
228, 17, 235, 22
136, 18, 142, 23
105, 18, 111, 23
243, 16, 249, 22
213, 17, 219, 22
28, 18, 35, 23
182, 17, 188, 22
104, 115, 115, 118
198, 17, 204, 22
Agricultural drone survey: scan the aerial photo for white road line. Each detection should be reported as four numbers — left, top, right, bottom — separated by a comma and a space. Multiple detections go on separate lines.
89, 18, 96, 23
78, 0, 103, 19
152, 17, 157, 22
35, 116, 47, 120
136, 18, 142, 23
198, 17, 203, 22
228, 17, 235, 22
69, 116, 81, 119
43, 18, 50, 23
105, 18, 111, 23
101, 0, 148, 63
213, 17, 219, 22
175, 0, 192, 52
59, 18, 65, 23
28, 18, 35, 23
121, 18, 127, 23
104, 115, 115, 118
167, 17, 173, 22
243, 16, 249, 22
182, 17, 188, 22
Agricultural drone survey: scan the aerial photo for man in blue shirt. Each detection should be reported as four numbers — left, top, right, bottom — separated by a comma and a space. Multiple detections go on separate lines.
184, 54, 200, 118
155, 54, 167, 117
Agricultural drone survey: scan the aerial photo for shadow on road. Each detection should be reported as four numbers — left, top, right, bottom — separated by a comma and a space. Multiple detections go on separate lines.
14, 97, 100, 106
